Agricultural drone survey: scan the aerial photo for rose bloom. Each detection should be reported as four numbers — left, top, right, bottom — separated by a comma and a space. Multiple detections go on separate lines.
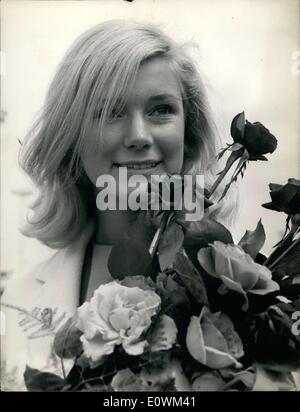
231, 111, 277, 159
186, 307, 244, 369
76, 281, 161, 366
262, 178, 300, 217
198, 241, 279, 310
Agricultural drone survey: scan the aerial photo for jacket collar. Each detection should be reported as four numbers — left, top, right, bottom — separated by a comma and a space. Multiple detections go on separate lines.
31, 221, 95, 317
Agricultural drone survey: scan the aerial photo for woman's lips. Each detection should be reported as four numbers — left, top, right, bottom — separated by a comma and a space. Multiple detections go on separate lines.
113, 161, 162, 171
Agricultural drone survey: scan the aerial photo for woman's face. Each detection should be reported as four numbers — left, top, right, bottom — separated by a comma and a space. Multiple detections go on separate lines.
82, 56, 185, 193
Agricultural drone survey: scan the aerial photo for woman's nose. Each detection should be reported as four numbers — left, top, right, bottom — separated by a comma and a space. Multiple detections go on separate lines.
123, 113, 153, 150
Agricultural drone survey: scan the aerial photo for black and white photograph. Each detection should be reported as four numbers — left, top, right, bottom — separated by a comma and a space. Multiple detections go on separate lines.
1, 0, 300, 393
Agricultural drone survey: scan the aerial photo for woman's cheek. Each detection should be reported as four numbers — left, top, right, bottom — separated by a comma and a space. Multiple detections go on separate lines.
81, 147, 112, 185
158, 132, 184, 173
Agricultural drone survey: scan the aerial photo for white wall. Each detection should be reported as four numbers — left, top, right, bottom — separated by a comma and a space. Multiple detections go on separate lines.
1, 0, 299, 275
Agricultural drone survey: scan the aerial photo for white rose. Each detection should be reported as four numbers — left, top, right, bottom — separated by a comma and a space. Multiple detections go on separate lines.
76, 281, 161, 367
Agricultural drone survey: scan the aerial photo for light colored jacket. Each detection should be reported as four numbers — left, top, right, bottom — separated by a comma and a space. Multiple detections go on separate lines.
1, 222, 94, 390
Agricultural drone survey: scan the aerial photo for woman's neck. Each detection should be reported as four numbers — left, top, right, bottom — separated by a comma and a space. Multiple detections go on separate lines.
94, 209, 137, 245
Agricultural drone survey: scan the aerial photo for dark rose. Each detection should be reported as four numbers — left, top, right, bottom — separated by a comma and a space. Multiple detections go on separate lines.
251, 301, 300, 372
231, 112, 277, 159
262, 178, 300, 217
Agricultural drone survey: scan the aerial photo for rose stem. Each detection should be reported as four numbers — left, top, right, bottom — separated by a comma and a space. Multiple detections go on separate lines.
218, 158, 247, 202
208, 150, 242, 199
149, 212, 170, 257
60, 358, 66, 380
268, 233, 300, 271
264, 224, 300, 267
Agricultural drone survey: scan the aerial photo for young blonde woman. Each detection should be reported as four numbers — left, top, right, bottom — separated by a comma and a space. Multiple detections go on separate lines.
2, 20, 235, 390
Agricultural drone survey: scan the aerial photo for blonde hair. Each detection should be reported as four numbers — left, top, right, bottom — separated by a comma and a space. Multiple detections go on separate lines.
19, 20, 236, 248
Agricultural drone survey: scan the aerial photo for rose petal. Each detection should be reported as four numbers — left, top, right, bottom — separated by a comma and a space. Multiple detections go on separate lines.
230, 112, 245, 143
214, 252, 231, 279
93, 283, 123, 321
219, 275, 247, 297
147, 315, 178, 352
186, 316, 206, 364
109, 308, 131, 331
213, 314, 244, 360
197, 248, 216, 276
231, 259, 259, 289
122, 339, 148, 356
201, 319, 230, 354
248, 281, 279, 295
168, 361, 192, 391
211, 242, 235, 278
251, 267, 279, 294
77, 304, 118, 341
205, 346, 243, 369
80, 334, 120, 366
271, 184, 298, 210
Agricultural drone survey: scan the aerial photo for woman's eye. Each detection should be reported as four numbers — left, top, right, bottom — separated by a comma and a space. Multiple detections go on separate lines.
150, 105, 174, 117
93, 107, 125, 121
109, 107, 125, 120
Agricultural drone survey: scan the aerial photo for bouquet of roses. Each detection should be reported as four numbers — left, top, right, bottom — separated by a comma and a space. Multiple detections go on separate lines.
24, 113, 300, 391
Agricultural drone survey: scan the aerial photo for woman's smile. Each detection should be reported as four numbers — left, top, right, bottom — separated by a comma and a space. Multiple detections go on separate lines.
113, 160, 161, 169
81, 56, 185, 190
112, 160, 163, 174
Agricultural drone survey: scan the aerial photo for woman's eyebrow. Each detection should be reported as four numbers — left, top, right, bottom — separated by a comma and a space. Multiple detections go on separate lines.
96, 98, 124, 108
148, 93, 181, 103
95, 94, 181, 110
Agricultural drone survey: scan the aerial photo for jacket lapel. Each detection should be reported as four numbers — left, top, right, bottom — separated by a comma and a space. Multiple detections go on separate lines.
33, 221, 95, 313
23, 222, 95, 375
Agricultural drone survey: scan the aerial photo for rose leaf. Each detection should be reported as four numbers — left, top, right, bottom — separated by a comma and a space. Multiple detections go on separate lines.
53, 317, 83, 359
108, 233, 153, 279
24, 366, 65, 392
173, 252, 209, 306
158, 222, 184, 271
183, 216, 233, 263
271, 240, 300, 278
238, 219, 266, 259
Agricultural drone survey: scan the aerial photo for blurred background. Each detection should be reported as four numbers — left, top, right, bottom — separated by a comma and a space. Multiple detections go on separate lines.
1, 0, 299, 283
